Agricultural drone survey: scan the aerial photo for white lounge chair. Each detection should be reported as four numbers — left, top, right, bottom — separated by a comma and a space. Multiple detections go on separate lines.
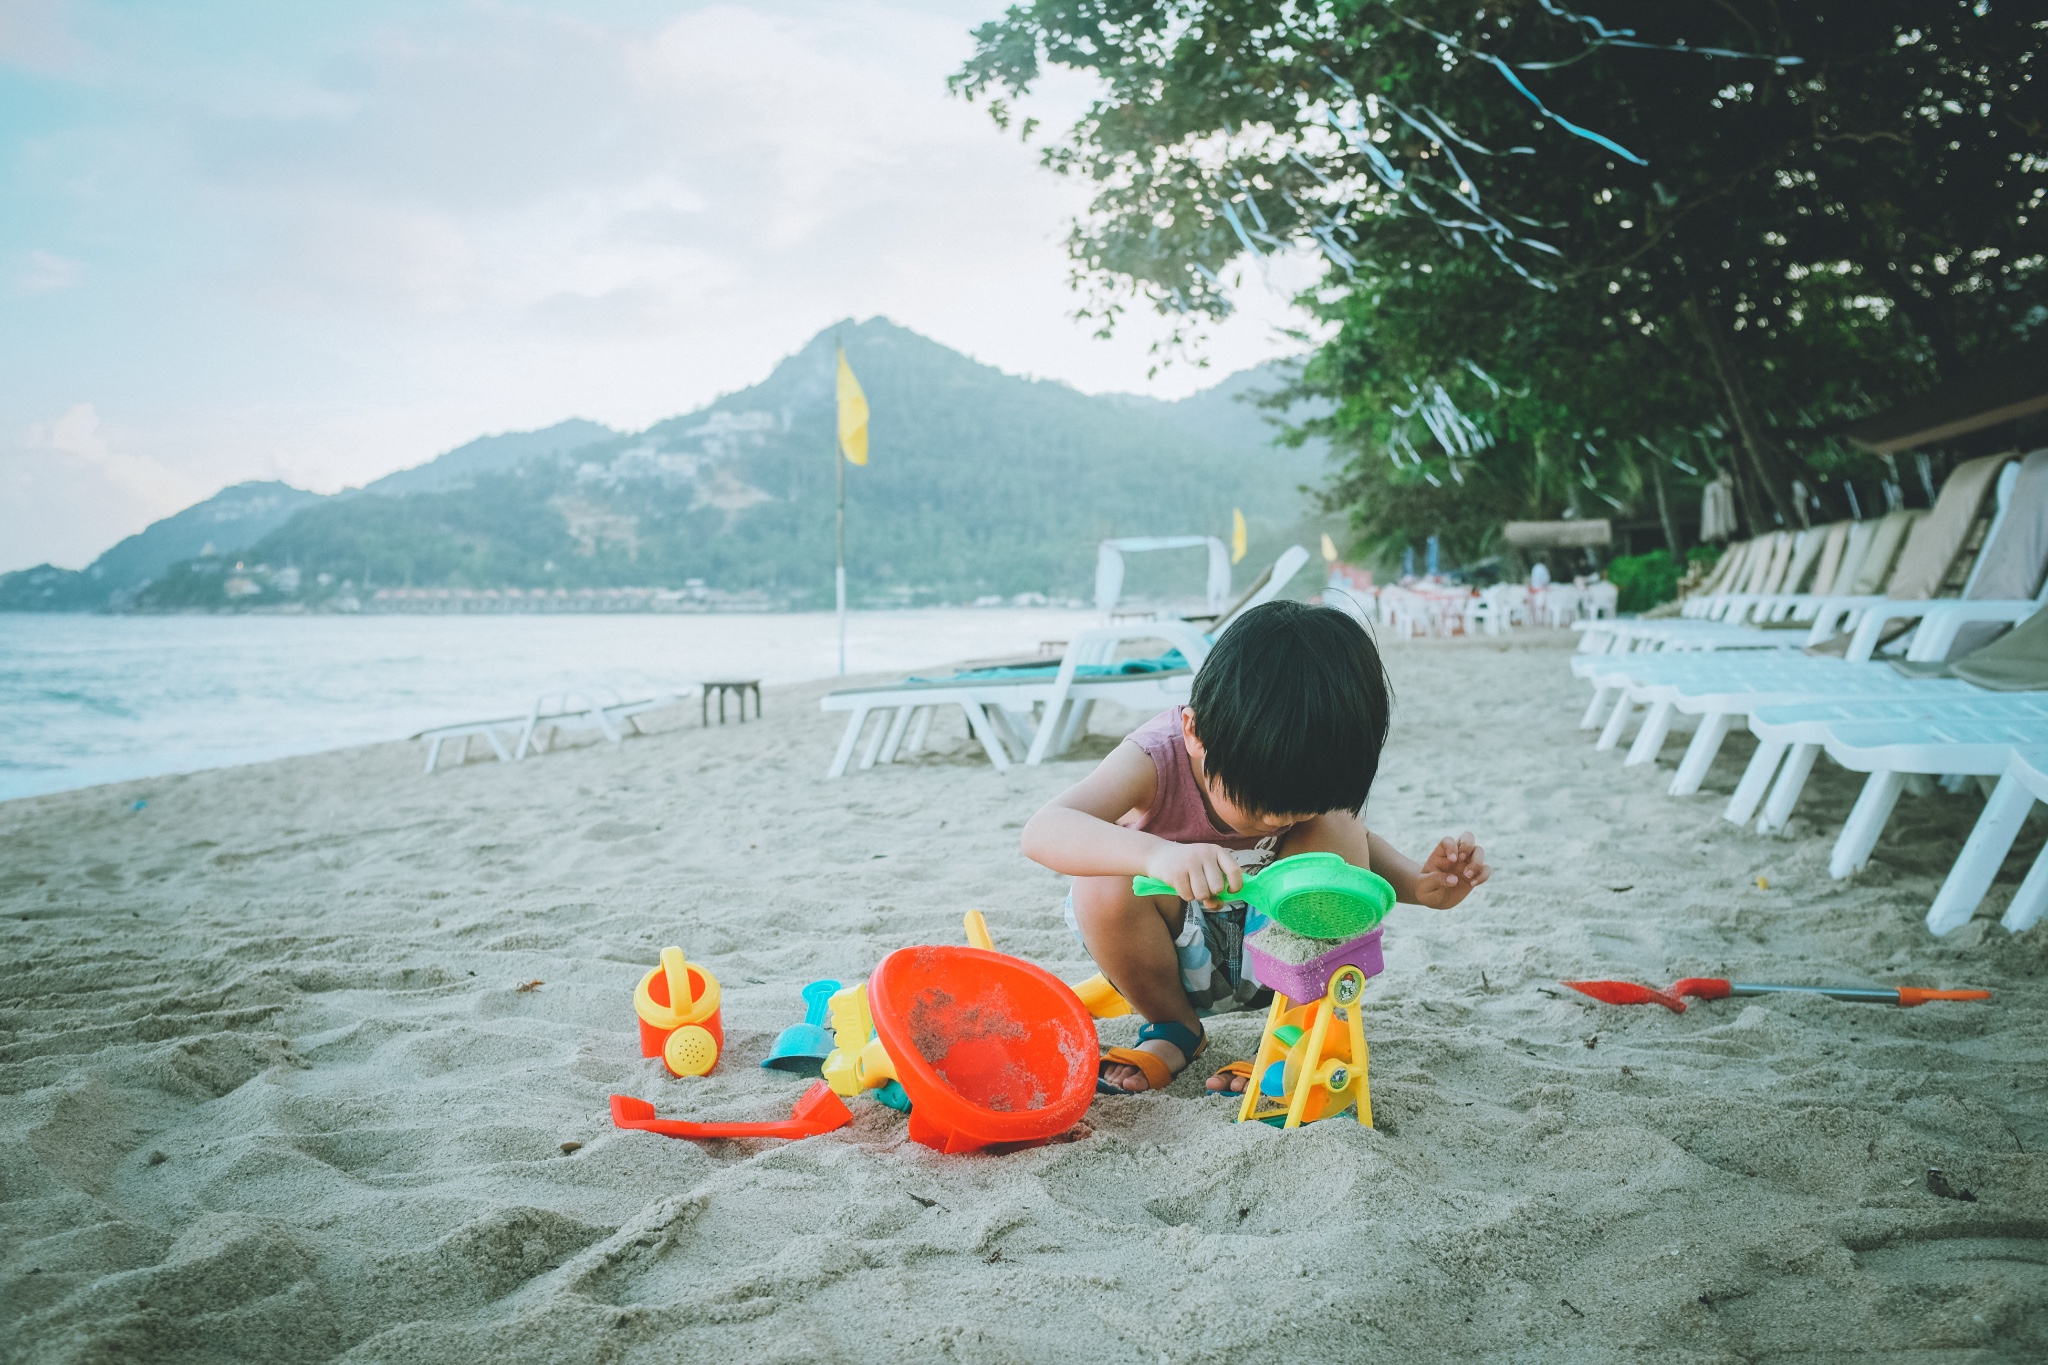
1579, 454, 2044, 760
820, 618, 1214, 778
415, 715, 525, 773
820, 546, 1312, 777
516, 687, 678, 759
1734, 691, 2048, 832
1926, 744, 2048, 936
413, 687, 677, 773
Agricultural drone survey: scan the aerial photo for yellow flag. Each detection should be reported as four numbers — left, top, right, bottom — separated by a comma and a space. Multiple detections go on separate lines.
836, 348, 868, 466
1231, 508, 1247, 564
1321, 532, 1340, 562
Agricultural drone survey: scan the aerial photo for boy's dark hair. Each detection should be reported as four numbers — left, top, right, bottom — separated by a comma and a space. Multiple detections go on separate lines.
1187, 599, 1391, 817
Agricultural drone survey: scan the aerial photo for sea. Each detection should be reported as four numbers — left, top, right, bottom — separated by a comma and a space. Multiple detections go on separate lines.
0, 608, 1103, 801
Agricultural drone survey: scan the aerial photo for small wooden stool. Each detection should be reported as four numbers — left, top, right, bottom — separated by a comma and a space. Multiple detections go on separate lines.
701, 680, 761, 725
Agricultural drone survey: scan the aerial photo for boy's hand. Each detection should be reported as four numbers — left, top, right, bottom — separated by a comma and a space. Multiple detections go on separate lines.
1412, 832, 1489, 909
1141, 842, 1244, 907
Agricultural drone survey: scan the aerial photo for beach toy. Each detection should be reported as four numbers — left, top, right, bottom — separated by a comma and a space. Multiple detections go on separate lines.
1133, 852, 1395, 940
1232, 924, 1385, 1129
634, 946, 724, 1074
821, 934, 1097, 1153
1071, 973, 1131, 1019
870, 945, 1097, 1153
663, 1025, 720, 1077
762, 979, 843, 1075
1564, 977, 1992, 1014
608, 1081, 853, 1142
969, 907, 1130, 1018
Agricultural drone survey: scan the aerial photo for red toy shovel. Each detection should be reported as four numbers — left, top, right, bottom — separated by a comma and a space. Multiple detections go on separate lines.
1565, 978, 1991, 1012
1563, 979, 1689, 1012
609, 1080, 854, 1141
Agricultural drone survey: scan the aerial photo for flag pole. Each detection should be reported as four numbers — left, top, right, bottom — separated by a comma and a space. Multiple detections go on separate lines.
836, 419, 847, 675
835, 333, 847, 675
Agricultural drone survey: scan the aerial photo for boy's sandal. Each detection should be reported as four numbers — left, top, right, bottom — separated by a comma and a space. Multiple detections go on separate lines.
1207, 1059, 1254, 1095
1096, 1020, 1205, 1095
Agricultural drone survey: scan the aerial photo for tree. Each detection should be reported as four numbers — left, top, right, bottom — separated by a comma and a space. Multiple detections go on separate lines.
954, 1, 2048, 559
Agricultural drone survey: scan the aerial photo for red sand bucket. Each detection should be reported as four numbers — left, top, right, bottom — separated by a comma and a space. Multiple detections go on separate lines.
635, 951, 724, 1067
868, 944, 1096, 1154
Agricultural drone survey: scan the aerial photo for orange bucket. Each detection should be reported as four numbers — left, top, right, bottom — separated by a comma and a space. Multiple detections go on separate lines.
635, 956, 723, 1060
868, 945, 1096, 1154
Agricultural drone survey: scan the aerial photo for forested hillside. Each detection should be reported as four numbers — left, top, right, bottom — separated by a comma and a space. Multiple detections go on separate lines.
48, 319, 1326, 612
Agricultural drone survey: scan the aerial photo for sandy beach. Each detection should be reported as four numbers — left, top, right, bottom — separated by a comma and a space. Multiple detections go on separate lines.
4, 630, 2044, 1362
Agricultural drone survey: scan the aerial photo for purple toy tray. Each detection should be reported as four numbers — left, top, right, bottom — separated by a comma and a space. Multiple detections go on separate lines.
1243, 927, 1385, 1002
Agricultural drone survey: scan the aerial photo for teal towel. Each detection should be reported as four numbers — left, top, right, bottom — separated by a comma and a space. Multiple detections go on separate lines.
913, 649, 1186, 684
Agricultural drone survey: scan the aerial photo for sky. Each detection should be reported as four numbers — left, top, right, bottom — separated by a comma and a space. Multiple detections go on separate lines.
0, 0, 1323, 573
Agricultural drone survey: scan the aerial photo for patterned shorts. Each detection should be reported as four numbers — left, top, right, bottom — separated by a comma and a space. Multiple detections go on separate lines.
1064, 890, 1272, 1016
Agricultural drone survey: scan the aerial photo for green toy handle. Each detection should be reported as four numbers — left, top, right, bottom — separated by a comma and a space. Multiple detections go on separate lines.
1132, 875, 1181, 899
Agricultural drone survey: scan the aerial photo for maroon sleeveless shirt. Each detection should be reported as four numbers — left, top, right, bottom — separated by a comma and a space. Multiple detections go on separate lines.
1118, 707, 1293, 851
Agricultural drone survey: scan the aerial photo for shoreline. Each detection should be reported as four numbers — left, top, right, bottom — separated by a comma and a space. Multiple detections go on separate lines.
0, 607, 1103, 803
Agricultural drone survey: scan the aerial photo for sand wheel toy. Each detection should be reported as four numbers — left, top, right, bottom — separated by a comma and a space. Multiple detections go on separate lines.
1236, 927, 1386, 1129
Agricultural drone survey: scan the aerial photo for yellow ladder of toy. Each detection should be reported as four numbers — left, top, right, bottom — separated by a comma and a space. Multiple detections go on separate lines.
1235, 964, 1373, 1129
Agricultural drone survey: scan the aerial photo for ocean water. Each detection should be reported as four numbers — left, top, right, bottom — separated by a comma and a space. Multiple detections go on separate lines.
0, 609, 1102, 801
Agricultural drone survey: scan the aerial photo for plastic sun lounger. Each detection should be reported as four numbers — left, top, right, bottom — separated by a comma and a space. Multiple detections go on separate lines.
1575, 533, 1806, 653
515, 689, 678, 759
1732, 691, 2048, 833
819, 547, 1310, 778
820, 619, 1213, 778
1578, 460, 2046, 757
1926, 745, 2048, 936
1780, 715, 2048, 880
1597, 454, 2022, 660
1583, 587, 2048, 777
1599, 523, 1892, 651
413, 689, 677, 773
414, 715, 525, 773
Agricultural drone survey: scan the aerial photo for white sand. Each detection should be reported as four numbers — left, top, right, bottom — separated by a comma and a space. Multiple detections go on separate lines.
4, 632, 2045, 1361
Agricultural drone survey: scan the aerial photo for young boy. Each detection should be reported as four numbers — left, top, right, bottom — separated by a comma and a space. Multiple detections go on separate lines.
1020, 599, 1488, 1094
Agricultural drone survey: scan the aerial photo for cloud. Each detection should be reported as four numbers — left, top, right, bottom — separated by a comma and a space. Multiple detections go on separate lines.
2, 1, 1321, 573
26, 403, 199, 509
19, 249, 81, 293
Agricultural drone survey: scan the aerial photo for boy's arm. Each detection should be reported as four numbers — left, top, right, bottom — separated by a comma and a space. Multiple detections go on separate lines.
1021, 741, 1247, 903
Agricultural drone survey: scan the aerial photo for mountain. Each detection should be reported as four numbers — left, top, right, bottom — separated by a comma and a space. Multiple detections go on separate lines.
1113, 360, 1326, 456
358, 419, 617, 497
4, 319, 1333, 612
0, 480, 326, 610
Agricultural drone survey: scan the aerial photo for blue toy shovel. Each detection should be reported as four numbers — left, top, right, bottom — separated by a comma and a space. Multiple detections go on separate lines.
762, 979, 843, 1075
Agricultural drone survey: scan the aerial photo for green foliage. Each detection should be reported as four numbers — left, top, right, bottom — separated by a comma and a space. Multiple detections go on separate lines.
1605, 549, 1682, 613
954, 2, 2048, 555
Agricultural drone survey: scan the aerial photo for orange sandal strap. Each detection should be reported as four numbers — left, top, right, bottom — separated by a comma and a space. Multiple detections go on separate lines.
1210, 1060, 1254, 1081
1099, 1046, 1174, 1092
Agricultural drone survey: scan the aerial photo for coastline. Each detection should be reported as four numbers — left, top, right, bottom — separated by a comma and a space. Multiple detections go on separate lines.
2, 632, 2043, 1360
0, 607, 1101, 802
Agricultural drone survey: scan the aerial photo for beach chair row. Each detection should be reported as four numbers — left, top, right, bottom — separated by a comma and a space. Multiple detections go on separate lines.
1568, 449, 2048, 936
